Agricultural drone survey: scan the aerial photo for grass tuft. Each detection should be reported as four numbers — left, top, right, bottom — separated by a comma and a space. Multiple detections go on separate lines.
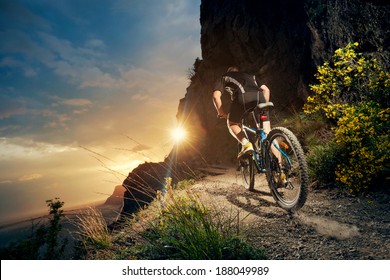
72, 207, 112, 250
126, 180, 266, 260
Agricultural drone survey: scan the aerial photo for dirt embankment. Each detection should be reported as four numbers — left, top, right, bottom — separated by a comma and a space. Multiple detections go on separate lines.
191, 165, 390, 260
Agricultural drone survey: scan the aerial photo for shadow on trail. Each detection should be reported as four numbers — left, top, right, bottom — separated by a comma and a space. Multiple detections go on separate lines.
205, 181, 286, 220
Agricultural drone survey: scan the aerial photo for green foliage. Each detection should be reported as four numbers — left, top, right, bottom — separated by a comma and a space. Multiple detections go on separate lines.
174, 178, 197, 190
0, 198, 67, 260
275, 112, 333, 150
135, 185, 265, 260
304, 42, 390, 193
44, 198, 67, 259
307, 142, 344, 186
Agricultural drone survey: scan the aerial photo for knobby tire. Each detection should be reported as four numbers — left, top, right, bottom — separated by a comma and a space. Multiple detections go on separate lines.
240, 153, 255, 191
265, 127, 309, 211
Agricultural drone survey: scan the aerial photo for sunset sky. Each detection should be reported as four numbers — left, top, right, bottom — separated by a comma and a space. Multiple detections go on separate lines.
0, 0, 201, 224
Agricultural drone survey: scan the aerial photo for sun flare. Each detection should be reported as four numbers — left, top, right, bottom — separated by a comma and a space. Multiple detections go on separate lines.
171, 127, 187, 143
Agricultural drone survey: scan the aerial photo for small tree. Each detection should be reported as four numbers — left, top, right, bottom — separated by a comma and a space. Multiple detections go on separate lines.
44, 198, 67, 259
0, 198, 67, 259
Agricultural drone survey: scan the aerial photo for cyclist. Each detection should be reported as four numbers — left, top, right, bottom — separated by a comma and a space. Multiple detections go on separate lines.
212, 66, 272, 158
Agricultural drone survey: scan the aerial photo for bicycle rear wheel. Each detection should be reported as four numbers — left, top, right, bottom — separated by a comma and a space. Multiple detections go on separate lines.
239, 153, 255, 191
265, 127, 309, 211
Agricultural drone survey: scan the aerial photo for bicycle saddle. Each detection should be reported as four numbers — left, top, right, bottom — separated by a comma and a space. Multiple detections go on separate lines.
257, 102, 274, 110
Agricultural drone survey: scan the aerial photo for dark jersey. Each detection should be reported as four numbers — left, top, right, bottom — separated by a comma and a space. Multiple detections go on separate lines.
214, 71, 267, 122
215, 72, 261, 101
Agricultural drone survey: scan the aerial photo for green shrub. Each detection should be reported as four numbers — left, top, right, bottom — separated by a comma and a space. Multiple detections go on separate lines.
304, 42, 390, 193
275, 112, 333, 150
307, 142, 344, 186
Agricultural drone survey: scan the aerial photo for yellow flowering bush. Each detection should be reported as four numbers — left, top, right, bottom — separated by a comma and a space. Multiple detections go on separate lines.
334, 102, 390, 192
304, 42, 390, 193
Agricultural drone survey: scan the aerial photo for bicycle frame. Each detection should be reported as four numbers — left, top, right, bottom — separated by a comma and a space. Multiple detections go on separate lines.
241, 109, 290, 174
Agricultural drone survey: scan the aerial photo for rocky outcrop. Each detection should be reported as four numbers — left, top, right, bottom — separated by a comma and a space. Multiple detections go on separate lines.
121, 162, 170, 215
104, 185, 125, 206
121, 160, 201, 216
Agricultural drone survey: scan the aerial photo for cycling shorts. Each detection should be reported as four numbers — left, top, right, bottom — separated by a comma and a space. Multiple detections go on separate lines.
228, 91, 268, 123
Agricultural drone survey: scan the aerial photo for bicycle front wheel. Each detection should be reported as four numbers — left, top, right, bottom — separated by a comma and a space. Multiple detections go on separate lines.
265, 127, 309, 211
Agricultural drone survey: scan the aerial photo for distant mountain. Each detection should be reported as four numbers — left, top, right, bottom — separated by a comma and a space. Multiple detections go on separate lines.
104, 185, 125, 206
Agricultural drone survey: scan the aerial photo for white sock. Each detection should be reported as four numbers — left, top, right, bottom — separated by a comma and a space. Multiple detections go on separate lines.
241, 138, 249, 146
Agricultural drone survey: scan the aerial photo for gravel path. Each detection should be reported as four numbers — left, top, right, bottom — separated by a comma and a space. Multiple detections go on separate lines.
191, 166, 390, 260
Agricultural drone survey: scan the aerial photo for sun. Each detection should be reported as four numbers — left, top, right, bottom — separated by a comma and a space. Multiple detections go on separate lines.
171, 126, 187, 143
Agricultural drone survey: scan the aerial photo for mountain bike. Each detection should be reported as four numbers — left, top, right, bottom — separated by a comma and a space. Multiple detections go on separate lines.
238, 102, 309, 211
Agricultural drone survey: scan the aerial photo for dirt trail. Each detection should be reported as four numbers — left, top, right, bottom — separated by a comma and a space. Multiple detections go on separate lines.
191, 165, 390, 260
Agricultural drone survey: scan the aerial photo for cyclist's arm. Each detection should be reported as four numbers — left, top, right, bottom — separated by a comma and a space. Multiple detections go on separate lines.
259, 84, 270, 102
212, 90, 227, 118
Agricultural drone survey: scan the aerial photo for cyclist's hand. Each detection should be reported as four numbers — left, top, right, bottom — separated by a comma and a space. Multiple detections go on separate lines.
217, 112, 228, 119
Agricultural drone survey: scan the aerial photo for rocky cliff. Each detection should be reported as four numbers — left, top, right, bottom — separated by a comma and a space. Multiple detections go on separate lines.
121, 0, 389, 215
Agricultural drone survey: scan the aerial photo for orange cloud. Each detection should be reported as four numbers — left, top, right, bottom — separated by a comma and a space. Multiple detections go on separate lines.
18, 173, 43, 182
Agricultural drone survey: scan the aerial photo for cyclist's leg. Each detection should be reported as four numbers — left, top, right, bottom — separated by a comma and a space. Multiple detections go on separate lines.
264, 120, 282, 166
228, 101, 247, 144
258, 87, 283, 167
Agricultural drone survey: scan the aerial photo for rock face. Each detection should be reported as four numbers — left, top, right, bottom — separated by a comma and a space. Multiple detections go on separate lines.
122, 162, 170, 215
121, 160, 199, 216
121, 0, 389, 215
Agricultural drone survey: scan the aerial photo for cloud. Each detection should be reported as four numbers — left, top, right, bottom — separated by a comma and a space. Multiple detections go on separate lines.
0, 28, 108, 88
131, 94, 149, 101
35, 31, 106, 81
0, 95, 28, 120
44, 113, 71, 129
0, 137, 78, 159
0, 180, 13, 185
131, 144, 151, 153
0, 1, 52, 31
0, 107, 28, 121
18, 173, 43, 182
62, 98, 92, 106
85, 39, 106, 50
0, 56, 38, 77
0, 29, 53, 67
79, 68, 118, 89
